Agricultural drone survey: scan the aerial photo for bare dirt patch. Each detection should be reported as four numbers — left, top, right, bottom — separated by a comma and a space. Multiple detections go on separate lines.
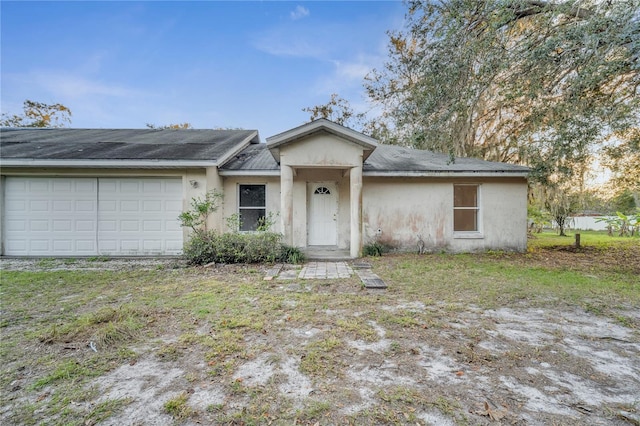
66, 303, 638, 425
1, 249, 639, 425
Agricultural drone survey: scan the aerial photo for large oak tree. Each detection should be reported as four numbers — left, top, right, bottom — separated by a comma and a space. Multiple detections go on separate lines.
363, 0, 639, 184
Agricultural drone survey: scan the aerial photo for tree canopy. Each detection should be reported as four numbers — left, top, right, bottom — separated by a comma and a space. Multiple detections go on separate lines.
364, 0, 639, 184
1, 100, 72, 128
145, 122, 194, 130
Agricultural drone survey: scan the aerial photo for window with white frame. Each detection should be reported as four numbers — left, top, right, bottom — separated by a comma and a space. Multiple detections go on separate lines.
238, 184, 266, 231
453, 184, 479, 232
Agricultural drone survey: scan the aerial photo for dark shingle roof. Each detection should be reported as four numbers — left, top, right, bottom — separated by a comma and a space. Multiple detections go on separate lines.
0, 128, 259, 162
221, 143, 529, 174
220, 143, 279, 171
364, 145, 529, 173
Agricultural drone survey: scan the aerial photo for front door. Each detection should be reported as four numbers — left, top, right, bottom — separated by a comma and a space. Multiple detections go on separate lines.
308, 182, 337, 245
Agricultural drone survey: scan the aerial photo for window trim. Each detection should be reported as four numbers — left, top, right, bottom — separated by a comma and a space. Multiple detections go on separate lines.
453, 184, 483, 238
237, 183, 267, 232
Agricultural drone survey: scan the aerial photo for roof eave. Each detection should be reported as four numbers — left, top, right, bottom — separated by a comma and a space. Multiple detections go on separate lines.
0, 159, 219, 168
218, 169, 280, 177
363, 170, 530, 178
216, 131, 261, 167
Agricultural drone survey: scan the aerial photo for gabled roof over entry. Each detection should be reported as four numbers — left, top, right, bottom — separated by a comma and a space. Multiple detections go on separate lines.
0, 128, 260, 167
266, 119, 378, 163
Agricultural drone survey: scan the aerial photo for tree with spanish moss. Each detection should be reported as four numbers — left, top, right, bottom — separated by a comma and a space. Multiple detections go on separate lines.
364, 0, 639, 185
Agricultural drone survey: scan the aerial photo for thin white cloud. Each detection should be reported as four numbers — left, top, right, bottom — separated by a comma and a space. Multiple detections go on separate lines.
314, 53, 385, 94
30, 71, 142, 99
333, 60, 372, 81
252, 29, 328, 58
290, 5, 310, 20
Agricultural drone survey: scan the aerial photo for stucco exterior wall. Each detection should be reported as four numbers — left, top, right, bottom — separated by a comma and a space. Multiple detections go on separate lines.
363, 177, 528, 252
277, 132, 364, 168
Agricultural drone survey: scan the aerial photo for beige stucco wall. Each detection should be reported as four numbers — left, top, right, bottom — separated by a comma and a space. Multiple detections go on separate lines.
277, 132, 364, 168
363, 177, 528, 252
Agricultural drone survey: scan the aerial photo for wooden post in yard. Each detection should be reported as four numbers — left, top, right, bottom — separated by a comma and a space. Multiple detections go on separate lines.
575, 233, 581, 249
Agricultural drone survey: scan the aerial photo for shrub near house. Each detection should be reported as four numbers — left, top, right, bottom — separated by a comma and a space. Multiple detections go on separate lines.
178, 191, 303, 265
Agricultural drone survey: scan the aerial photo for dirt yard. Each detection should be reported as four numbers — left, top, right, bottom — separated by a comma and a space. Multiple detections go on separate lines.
1, 244, 639, 425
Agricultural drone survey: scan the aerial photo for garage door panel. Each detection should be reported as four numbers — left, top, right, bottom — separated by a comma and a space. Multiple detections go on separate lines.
30, 200, 49, 212
143, 221, 162, 232
7, 200, 26, 212
76, 220, 95, 232
4, 177, 182, 256
143, 200, 162, 212
30, 220, 49, 231
120, 240, 140, 252
166, 220, 182, 232
53, 200, 72, 212
166, 200, 183, 212
6, 240, 27, 253
166, 240, 183, 251
31, 240, 50, 251
29, 180, 49, 192
4, 177, 98, 256
53, 220, 72, 231
96, 178, 183, 255
143, 181, 162, 192
76, 241, 96, 252
7, 220, 26, 232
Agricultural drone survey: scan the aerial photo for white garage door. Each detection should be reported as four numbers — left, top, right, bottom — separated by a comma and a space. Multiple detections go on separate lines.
4, 177, 183, 256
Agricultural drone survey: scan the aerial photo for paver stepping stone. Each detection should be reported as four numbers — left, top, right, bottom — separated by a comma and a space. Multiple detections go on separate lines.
353, 264, 387, 289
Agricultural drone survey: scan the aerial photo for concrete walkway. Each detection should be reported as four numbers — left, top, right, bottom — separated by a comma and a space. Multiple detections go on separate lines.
299, 261, 352, 279
264, 261, 387, 288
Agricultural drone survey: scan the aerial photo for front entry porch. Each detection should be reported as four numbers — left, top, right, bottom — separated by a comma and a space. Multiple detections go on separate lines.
303, 245, 351, 261
280, 166, 363, 258
266, 120, 377, 259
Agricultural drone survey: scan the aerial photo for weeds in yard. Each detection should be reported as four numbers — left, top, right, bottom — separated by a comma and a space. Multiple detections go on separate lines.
299, 336, 343, 377
83, 398, 131, 425
39, 304, 149, 349
31, 360, 92, 390
296, 400, 331, 421
164, 392, 194, 420
336, 318, 379, 342
432, 395, 461, 416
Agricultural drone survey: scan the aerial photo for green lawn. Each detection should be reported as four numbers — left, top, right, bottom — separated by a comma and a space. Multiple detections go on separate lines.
1, 234, 638, 425
528, 229, 639, 249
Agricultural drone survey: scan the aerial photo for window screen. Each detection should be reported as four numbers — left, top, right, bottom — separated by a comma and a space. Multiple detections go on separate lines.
454, 185, 479, 232
239, 185, 266, 231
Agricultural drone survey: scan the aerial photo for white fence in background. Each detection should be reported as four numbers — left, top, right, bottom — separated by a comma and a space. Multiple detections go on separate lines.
563, 216, 613, 231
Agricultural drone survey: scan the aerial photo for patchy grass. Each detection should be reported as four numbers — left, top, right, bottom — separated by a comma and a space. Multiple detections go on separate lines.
164, 392, 194, 420
1, 241, 638, 425
528, 230, 639, 250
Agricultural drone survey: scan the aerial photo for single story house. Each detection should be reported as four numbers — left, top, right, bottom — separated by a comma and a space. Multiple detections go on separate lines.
0, 119, 529, 257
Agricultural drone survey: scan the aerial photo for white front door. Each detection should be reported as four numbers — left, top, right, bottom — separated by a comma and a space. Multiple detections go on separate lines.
308, 182, 337, 246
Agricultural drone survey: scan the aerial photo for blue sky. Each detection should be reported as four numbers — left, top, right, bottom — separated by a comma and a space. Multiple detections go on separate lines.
1, 1, 405, 139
